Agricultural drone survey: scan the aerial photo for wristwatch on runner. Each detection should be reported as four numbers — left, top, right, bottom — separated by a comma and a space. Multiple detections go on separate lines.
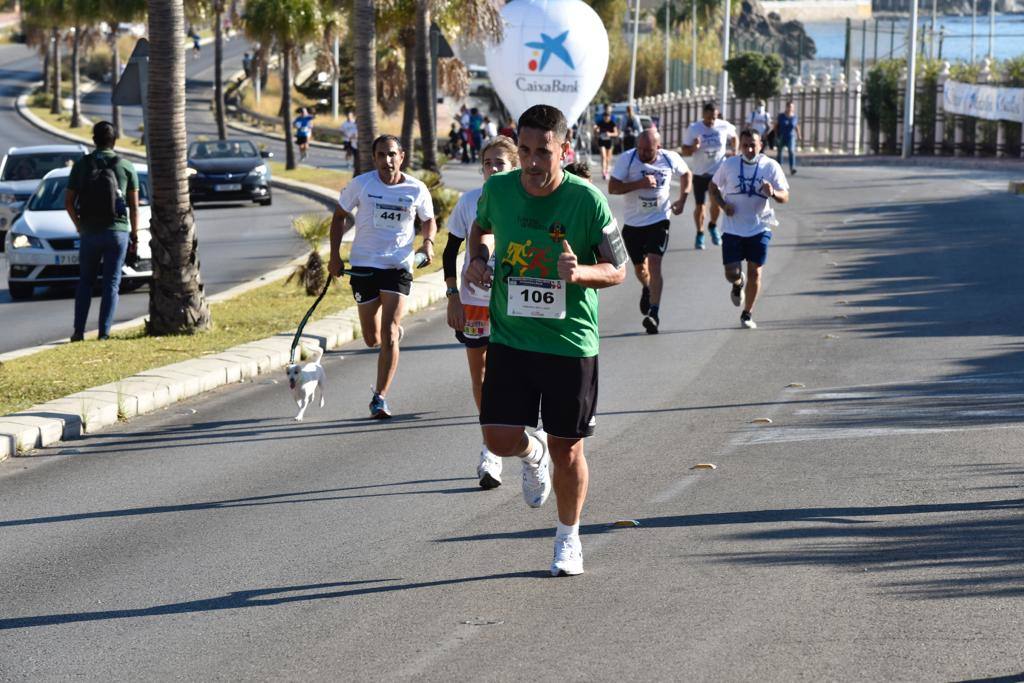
445, 287, 459, 298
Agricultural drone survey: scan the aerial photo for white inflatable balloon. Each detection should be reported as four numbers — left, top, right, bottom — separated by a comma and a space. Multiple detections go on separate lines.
484, 0, 609, 126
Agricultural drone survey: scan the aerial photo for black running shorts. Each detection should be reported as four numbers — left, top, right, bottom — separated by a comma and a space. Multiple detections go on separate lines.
692, 173, 713, 205
622, 220, 671, 264
480, 343, 598, 440
350, 266, 413, 304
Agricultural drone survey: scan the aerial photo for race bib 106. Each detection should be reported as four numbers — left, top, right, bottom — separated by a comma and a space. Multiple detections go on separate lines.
507, 277, 566, 319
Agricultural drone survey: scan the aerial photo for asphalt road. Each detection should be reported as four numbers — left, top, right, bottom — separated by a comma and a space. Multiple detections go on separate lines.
2, 161, 1023, 680
0, 43, 325, 353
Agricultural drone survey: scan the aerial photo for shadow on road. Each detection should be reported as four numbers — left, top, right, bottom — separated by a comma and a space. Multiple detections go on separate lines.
0, 571, 542, 630
0, 477, 479, 529
437, 497, 1024, 599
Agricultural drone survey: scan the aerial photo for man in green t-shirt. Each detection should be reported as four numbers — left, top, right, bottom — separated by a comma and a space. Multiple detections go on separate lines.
65, 121, 140, 341
466, 104, 627, 577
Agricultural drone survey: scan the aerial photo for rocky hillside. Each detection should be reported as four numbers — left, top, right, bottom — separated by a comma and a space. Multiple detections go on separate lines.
734, 0, 817, 69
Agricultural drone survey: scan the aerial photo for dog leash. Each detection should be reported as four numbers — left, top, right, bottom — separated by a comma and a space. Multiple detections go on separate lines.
289, 268, 372, 363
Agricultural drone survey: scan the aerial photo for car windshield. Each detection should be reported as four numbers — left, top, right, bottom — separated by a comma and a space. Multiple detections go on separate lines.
189, 141, 259, 160
27, 174, 151, 211
2, 152, 84, 181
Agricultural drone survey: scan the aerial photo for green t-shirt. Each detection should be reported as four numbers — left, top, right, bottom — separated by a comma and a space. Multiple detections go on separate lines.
477, 170, 613, 358
67, 149, 139, 233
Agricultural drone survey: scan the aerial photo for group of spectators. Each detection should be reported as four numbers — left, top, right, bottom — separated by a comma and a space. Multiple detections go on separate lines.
447, 106, 516, 164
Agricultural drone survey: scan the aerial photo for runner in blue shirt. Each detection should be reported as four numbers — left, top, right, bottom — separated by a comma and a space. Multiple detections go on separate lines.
293, 107, 315, 161
772, 100, 801, 175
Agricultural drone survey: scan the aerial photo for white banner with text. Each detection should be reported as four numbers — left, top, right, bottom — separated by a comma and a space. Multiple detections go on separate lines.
943, 80, 1024, 123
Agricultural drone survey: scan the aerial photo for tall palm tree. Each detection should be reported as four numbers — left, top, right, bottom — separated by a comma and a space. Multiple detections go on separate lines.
212, 0, 227, 139
243, 0, 321, 170
424, 0, 503, 172
21, 0, 70, 115
352, 0, 376, 174
147, 0, 211, 334
101, 0, 147, 138
413, 0, 435, 170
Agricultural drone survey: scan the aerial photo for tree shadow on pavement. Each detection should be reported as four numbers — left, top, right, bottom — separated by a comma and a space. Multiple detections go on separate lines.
0, 572, 542, 631
42, 412, 480, 457
0, 477, 480, 529
436, 498, 1024, 600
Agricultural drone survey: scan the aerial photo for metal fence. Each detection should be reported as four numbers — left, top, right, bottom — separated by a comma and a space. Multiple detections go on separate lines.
637, 71, 865, 156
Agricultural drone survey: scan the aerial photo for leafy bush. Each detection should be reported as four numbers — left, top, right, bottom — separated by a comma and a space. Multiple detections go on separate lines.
864, 59, 902, 153
724, 52, 783, 101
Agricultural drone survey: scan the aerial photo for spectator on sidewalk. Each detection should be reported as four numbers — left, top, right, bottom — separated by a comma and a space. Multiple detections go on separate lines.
65, 121, 139, 342
498, 118, 517, 142
446, 122, 463, 159
469, 108, 484, 161
242, 52, 253, 78
483, 116, 498, 142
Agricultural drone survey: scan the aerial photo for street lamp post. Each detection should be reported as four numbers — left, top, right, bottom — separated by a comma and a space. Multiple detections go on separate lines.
988, 0, 995, 59
719, 0, 730, 116
691, 0, 697, 89
665, 0, 671, 94
627, 0, 641, 107
902, 0, 919, 160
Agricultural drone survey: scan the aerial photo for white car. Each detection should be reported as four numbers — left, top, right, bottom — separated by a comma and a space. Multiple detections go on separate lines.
0, 144, 88, 250
4, 165, 153, 300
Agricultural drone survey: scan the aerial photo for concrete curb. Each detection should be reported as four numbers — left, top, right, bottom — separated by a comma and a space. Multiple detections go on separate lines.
15, 87, 342, 210
0, 267, 449, 461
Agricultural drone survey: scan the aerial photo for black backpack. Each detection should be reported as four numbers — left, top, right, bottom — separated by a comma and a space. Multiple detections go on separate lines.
77, 153, 121, 224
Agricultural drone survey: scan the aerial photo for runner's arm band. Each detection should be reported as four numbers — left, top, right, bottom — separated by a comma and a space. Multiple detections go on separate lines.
596, 220, 628, 269
443, 235, 464, 279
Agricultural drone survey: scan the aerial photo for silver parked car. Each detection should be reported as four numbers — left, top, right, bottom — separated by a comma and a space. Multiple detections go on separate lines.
0, 144, 88, 250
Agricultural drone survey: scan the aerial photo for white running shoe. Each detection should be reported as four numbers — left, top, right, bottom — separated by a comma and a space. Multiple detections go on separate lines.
551, 534, 584, 576
477, 447, 502, 489
521, 431, 552, 508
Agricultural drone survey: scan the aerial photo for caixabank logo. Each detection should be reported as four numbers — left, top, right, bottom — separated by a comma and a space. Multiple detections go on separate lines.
517, 30, 579, 93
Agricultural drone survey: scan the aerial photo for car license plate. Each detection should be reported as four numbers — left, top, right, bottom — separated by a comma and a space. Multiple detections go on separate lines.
56, 253, 79, 265
215, 183, 242, 192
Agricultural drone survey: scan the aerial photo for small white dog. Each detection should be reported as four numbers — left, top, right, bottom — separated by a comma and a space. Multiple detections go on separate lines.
285, 345, 326, 421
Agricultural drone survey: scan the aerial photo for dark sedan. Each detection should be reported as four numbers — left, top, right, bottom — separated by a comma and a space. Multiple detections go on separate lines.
187, 139, 273, 206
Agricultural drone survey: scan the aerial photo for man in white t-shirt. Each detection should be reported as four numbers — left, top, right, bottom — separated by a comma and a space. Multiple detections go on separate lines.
747, 100, 771, 138
328, 135, 436, 417
340, 111, 358, 166
608, 128, 691, 334
681, 102, 738, 251
709, 128, 790, 330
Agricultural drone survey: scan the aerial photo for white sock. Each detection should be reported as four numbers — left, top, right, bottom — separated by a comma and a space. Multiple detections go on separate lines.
556, 522, 579, 539
520, 435, 543, 465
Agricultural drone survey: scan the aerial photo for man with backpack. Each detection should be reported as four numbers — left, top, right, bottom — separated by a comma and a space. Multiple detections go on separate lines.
65, 121, 140, 342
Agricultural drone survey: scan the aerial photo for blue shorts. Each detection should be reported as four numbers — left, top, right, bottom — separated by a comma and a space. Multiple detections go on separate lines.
722, 231, 772, 266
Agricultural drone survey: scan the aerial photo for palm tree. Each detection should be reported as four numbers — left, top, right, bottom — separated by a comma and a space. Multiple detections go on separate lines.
147, 0, 211, 334
423, 0, 503, 171
352, 0, 376, 174
413, 0, 435, 170
101, 0, 147, 138
243, 0, 321, 170
214, 0, 228, 138
286, 213, 330, 295
67, 0, 98, 128
21, 0, 70, 115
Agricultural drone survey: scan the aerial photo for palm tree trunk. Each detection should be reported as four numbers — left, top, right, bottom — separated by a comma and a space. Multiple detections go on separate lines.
70, 25, 81, 128
414, 0, 437, 171
109, 30, 122, 138
213, 0, 226, 139
50, 27, 61, 115
400, 35, 416, 171
42, 42, 50, 92
146, 0, 211, 335
281, 45, 296, 170
353, 0, 377, 174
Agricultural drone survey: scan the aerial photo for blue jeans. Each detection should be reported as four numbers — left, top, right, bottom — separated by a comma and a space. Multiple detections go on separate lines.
74, 230, 129, 337
778, 136, 797, 171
